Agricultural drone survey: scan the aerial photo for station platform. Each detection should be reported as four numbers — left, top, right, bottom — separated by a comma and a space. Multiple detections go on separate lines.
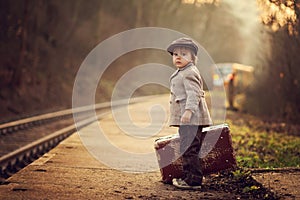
0, 95, 232, 199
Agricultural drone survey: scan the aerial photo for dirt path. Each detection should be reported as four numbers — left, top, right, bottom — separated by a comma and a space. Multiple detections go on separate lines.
252, 168, 300, 199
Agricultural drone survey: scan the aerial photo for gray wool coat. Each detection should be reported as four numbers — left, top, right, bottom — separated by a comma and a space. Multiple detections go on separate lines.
169, 63, 213, 126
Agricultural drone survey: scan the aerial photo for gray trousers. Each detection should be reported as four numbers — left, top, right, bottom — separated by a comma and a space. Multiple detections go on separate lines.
178, 125, 205, 186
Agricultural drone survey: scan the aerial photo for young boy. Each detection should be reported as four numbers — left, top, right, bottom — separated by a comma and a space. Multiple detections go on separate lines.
167, 37, 212, 190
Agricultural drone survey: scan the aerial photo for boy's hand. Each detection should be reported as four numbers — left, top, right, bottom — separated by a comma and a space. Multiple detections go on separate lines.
181, 110, 192, 124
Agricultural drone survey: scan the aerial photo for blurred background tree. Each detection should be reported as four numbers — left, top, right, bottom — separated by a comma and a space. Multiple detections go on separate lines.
244, 0, 300, 123
0, 0, 103, 120
0, 0, 299, 124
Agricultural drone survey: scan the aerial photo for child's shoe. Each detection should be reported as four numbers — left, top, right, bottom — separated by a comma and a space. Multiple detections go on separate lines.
172, 178, 202, 190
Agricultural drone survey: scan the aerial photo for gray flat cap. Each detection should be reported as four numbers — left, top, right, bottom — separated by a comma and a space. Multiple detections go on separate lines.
167, 37, 198, 55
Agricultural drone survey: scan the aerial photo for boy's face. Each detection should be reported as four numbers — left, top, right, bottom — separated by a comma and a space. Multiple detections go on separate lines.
172, 47, 193, 68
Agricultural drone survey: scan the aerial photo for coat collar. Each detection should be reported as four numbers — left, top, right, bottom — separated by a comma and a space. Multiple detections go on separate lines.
170, 62, 193, 81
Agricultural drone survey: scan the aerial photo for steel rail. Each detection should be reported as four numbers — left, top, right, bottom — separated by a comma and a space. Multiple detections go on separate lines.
0, 113, 108, 181
0, 95, 151, 135
0, 102, 111, 135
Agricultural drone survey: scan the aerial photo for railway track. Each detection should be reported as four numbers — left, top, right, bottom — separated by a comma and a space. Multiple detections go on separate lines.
0, 97, 143, 183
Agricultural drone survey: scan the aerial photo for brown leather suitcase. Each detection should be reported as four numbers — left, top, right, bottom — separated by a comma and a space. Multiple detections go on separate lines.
154, 124, 237, 184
